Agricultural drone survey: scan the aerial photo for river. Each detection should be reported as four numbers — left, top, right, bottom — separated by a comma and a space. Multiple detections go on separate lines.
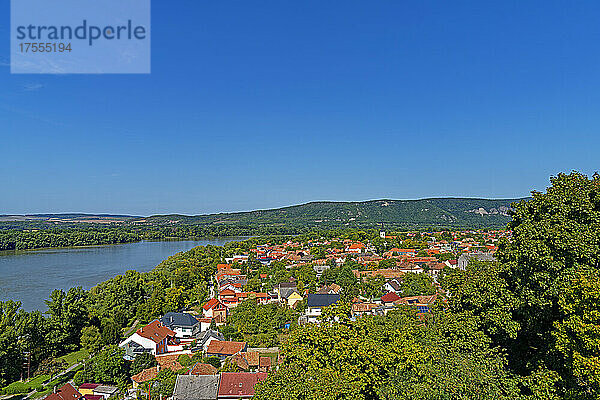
0, 238, 246, 311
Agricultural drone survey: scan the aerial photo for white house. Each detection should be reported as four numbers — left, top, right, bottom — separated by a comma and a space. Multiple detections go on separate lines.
303, 294, 340, 323
119, 320, 175, 360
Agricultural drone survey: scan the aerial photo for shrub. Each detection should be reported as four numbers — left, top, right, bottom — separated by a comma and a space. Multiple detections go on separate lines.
176, 354, 191, 367
202, 356, 221, 369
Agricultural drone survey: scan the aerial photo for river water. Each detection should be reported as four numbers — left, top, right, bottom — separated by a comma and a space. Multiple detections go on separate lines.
0, 238, 245, 311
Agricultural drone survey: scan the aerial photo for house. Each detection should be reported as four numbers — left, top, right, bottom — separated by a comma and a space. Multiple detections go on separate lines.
381, 292, 401, 306
351, 302, 378, 317
46, 384, 83, 400
259, 357, 271, 372
315, 283, 341, 295
303, 294, 340, 323
160, 312, 200, 338
217, 372, 267, 399
130, 367, 158, 389
206, 340, 247, 360
274, 282, 303, 308
203, 298, 227, 320
188, 362, 219, 376
91, 386, 118, 400
197, 329, 225, 352
173, 375, 219, 400
313, 263, 331, 277
346, 243, 366, 253
78, 384, 100, 397
382, 278, 402, 294
219, 289, 238, 307
119, 320, 176, 359
230, 351, 260, 372
354, 269, 405, 280
457, 252, 496, 270
156, 354, 184, 371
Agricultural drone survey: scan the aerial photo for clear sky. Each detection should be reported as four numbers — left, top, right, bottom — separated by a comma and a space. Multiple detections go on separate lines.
1, 1, 599, 215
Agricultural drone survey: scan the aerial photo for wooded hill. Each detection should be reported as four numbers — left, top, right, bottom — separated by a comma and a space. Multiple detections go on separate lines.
145, 197, 527, 230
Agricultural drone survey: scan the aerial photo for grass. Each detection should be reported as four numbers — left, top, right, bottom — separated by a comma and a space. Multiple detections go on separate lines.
57, 348, 89, 368
28, 365, 82, 400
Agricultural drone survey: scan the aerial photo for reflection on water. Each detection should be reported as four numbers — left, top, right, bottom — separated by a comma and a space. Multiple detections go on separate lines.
0, 238, 246, 311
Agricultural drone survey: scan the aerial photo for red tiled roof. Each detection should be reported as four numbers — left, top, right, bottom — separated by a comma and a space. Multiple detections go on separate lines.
218, 372, 268, 398
131, 367, 158, 383
381, 292, 401, 303
245, 351, 259, 367
203, 298, 224, 311
189, 363, 218, 375
348, 243, 365, 249
78, 384, 100, 390
137, 320, 175, 344
155, 354, 183, 371
259, 357, 271, 367
206, 340, 246, 356
45, 384, 82, 400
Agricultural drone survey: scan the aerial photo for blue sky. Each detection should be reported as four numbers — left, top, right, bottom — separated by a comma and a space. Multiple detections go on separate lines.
1, 1, 599, 215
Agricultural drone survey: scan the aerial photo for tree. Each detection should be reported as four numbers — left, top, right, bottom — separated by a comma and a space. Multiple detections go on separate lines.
553, 271, 600, 398
254, 309, 520, 400
130, 353, 157, 376
101, 319, 121, 345
399, 273, 435, 297
202, 356, 221, 369
146, 369, 178, 399
497, 172, 600, 395
0, 301, 25, 386
81, 326, 104, 355
441, 260, 519, 343
361, 275, 385, 299
86, 345, 127, 385
45, 287, 89, 355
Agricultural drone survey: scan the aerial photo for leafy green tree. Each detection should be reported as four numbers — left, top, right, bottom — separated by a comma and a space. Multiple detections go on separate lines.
399, 273, 435, 297
176, 354, 192, 367
86, 345, 127, 385
101, 319, 121, 345
81, 326, 104, 355
361, 275, 385, 299
553, 271, 600, 398
146, 369, 178, 399
0, 301, 24, 386
45, 287, 89, 355
130, 353, 157, 376
202, 356, 221, 369
255, 309, 520, 400
441, 260, 519, 343
497, 172, 600, 395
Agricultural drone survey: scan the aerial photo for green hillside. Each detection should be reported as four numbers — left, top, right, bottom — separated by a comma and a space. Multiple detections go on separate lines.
144, 197, 528, 229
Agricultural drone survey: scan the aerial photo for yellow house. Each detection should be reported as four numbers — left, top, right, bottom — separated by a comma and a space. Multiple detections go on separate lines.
78, 383, 100, 396
286, 291, 303, 308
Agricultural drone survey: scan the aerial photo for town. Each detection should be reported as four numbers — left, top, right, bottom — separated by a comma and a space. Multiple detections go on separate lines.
26, 228, 504, 400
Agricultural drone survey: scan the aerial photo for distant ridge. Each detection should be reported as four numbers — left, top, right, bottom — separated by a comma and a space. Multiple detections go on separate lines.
144, 197, 529, 229
1, 198, 528, 230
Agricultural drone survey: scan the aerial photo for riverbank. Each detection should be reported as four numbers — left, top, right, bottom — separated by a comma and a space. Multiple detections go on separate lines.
0, 238, 248, 311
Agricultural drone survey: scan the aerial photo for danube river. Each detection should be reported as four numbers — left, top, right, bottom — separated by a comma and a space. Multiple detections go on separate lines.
0, 238, 245, 311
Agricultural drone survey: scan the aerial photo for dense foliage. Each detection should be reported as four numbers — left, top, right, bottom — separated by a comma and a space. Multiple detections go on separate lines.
254, 172, 600, 399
